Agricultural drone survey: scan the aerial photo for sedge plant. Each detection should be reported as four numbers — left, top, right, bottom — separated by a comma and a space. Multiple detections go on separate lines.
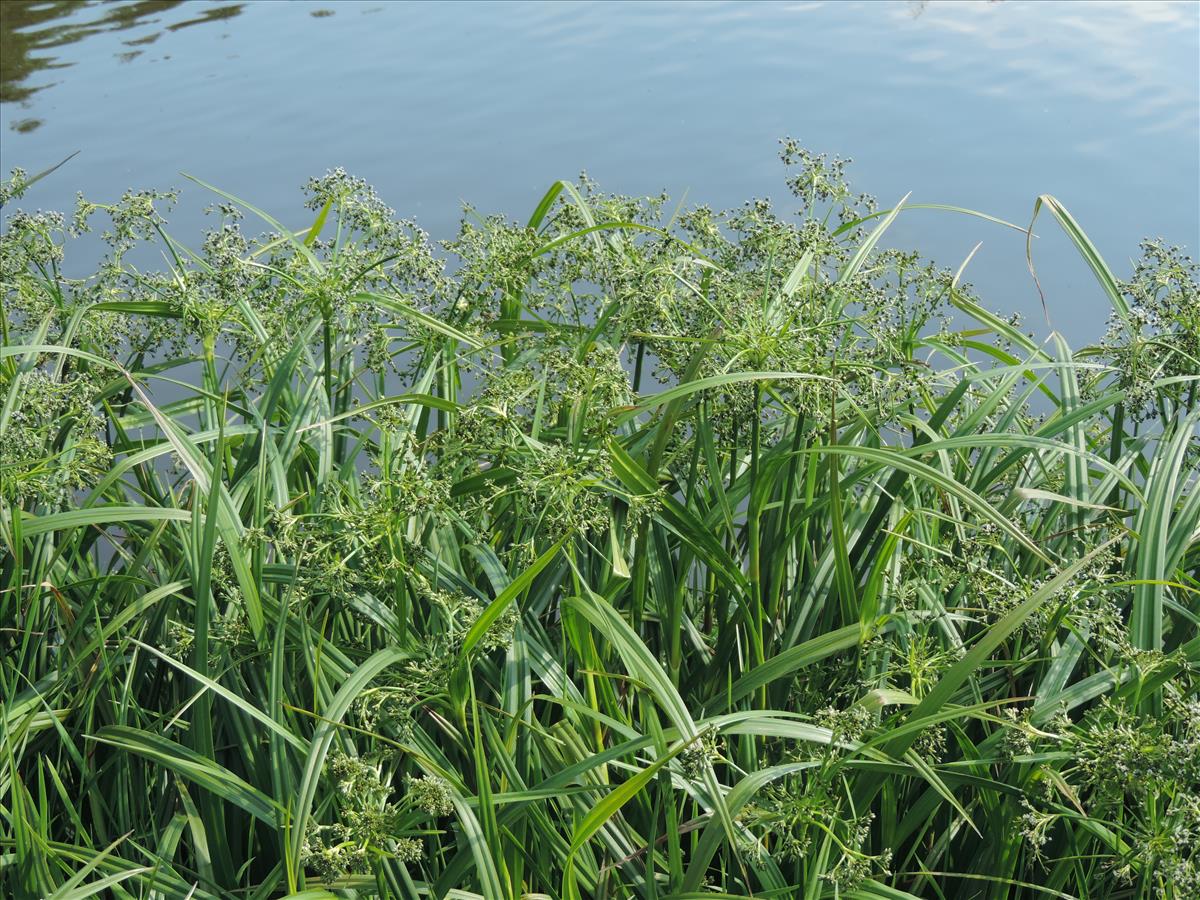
1, 143, 1198, 899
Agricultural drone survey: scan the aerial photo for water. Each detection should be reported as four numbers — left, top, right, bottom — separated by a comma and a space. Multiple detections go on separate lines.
1, 0, 1197, 346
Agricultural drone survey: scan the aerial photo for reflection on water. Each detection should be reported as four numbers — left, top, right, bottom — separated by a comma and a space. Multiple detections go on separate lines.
0, 1, 243, 123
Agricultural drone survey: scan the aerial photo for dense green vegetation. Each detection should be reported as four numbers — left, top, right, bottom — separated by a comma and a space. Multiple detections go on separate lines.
1, 146, 1198, 899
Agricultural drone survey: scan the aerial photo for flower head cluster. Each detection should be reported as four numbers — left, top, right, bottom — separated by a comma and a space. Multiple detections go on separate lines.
1095, 240, 1199, 420
0, 370, 111, 509
301, 752, 422, 879
405, 773, 455, 818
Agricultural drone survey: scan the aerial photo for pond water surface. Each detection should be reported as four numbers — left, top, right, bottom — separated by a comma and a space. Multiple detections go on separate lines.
1, 0, 1197, 346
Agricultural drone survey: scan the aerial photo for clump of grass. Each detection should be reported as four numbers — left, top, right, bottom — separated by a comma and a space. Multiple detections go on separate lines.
1, 144, 1198, 899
